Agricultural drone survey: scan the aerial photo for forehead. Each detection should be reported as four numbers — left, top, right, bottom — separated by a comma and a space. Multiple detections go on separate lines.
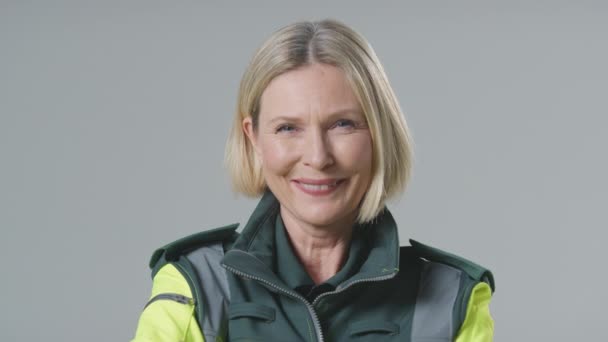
259, 63, 361, 119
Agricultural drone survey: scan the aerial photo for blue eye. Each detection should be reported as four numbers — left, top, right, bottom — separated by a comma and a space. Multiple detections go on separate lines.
276, 124, 296, 133
334, 119, 355, 128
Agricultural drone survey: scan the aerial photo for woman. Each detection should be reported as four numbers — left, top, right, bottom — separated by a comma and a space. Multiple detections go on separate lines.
132, 19, 494, 342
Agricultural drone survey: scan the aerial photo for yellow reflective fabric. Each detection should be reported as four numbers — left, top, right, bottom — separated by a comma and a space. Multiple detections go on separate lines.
454, 282, 494, 342
131, 264, 205, 342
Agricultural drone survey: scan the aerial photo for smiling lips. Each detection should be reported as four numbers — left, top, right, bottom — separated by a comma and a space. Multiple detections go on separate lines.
292, 178, 346, 196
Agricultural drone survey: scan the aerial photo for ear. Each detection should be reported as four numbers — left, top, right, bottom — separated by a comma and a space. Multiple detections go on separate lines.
242, 116, 262, 158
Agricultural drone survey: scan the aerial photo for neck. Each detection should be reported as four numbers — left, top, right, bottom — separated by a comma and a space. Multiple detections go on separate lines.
280, 206, 355, 284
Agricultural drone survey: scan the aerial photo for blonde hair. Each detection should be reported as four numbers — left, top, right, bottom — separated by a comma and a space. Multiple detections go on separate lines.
225, 19, 413, 222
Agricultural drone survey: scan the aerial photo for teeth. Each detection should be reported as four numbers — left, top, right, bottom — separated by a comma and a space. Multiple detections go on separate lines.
299, 181, 339, 191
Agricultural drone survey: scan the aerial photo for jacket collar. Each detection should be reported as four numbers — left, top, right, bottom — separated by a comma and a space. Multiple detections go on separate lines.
221, 190, 401, 290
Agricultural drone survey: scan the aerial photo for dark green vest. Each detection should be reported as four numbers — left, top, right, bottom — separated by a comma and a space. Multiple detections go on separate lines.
148, 192, 495, 342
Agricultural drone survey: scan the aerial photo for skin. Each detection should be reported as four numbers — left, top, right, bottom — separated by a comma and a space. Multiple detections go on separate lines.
243, 63, 373, 284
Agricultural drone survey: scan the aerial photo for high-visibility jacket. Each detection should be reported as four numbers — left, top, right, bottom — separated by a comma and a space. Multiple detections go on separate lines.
132, 191, 495, 341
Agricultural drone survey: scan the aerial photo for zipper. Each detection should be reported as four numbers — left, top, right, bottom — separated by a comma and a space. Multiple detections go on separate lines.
223, 251, 399, 342
222, 261, 325, 342
144, 293, 194, 309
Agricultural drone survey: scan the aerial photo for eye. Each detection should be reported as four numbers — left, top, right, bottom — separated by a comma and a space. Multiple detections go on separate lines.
275, 124, 297, 133
333, 119, 355, 129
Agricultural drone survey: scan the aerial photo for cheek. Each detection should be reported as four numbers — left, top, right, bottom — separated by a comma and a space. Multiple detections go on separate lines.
334, 133, 373, 173
259, 138, 298, 176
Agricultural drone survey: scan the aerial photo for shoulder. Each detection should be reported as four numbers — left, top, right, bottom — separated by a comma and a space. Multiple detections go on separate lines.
148, 223, 240, 276
134, 224, 238, 342
132, 262, 205, 342
407, 239, 495, 292
403, 239, 495, 339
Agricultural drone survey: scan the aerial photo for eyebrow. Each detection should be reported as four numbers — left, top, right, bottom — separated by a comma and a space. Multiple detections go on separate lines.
266, 108, 363, 125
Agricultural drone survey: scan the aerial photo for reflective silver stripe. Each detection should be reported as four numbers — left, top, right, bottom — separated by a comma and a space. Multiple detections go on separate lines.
185, 242, 231, 341
143, 293, 194, 310
411, 260, 463, 340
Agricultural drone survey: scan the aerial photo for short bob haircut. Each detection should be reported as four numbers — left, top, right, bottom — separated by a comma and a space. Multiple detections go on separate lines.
225, 19, 413, 223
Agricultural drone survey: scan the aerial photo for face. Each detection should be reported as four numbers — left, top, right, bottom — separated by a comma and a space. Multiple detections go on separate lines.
243, 63, 373, 230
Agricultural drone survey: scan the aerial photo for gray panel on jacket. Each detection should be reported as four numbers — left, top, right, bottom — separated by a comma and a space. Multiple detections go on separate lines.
186, 242, 231, 341
411, 260, 463, 340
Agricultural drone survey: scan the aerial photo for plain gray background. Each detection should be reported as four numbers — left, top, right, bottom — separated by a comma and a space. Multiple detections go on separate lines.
1, 1, 606, 341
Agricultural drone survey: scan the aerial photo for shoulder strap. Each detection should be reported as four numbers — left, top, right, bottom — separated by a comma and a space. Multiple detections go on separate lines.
149, 223, 239, 277
409, 239, 495, 292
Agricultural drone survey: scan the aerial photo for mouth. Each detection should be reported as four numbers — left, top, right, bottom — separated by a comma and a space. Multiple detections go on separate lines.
291, 178, 346, 195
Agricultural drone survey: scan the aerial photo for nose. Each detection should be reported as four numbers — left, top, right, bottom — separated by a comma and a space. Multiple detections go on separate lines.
303, 128, 334, 170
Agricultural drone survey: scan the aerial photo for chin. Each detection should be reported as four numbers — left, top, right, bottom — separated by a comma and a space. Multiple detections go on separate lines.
296, 204, 352, 228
